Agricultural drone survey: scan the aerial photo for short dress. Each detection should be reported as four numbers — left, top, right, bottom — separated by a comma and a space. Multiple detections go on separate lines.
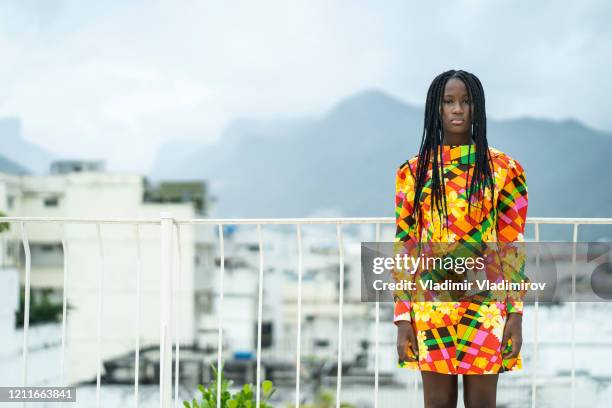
393, 144, 528, 375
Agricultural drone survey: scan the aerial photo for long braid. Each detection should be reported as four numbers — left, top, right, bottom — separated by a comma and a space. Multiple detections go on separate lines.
411, 70, 497, 242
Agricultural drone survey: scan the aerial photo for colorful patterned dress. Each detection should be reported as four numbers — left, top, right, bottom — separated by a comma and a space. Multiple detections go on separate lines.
393, 144, 528, 375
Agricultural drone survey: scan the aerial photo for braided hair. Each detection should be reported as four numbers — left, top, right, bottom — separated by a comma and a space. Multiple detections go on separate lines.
411, 70, 497, 242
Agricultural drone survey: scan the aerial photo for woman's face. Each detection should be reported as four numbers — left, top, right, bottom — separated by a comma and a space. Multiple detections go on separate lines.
440, 78, 473, 139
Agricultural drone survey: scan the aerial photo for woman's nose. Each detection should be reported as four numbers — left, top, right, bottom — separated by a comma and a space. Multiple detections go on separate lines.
452, 102, 464, 113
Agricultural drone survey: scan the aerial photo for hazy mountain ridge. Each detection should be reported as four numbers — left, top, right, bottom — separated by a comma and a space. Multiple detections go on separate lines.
2, 90, 610, 239
0, 154, 29, 175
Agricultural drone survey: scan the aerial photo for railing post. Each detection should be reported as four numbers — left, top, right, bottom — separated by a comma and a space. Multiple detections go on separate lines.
20, 222, 31, 389
531, 223, 540, 408
160, 213, 174, 408
570, 223, 578, 408
374, 224, 380, 408
335, 223, 344, 408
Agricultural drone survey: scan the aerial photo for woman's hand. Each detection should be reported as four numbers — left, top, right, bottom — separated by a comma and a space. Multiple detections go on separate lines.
501, 313, 523, 360
396, 321, 418, 362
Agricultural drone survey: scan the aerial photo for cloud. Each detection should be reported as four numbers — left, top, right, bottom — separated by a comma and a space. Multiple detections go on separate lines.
0, 0, 610, 171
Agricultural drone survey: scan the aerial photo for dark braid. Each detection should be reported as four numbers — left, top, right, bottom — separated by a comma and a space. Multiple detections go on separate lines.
411, 70, 497, 242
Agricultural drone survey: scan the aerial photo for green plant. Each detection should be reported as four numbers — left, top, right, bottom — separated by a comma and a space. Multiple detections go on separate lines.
184, 364, 276, 408
15, 288, 65, 328
0, 210, 9, 233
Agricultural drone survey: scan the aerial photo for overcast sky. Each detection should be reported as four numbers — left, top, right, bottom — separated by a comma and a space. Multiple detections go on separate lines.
1, 0, 611, 171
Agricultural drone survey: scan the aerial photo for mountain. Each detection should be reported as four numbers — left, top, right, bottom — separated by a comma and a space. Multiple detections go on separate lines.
0, 117, 55, 174
149, 89, 612, 240
0, 154, 29, 175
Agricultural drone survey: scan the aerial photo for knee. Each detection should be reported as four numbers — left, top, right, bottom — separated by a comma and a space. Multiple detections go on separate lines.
463, 395, 496, 408
424, 393, 456, 408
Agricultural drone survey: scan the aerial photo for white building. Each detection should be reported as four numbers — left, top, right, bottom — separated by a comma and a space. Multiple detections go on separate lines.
0, 161, 216, 384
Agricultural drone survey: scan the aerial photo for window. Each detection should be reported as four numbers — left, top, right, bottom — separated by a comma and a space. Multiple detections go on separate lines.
7, 195, 15, 210
256, 321, 273, 349
20, 243, 63, 268
44, 196, 59, 207
314, 339, 330, 348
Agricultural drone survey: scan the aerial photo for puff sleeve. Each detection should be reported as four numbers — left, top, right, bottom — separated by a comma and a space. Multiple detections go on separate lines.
496, 157, 529, 315
393, 161, 419, 324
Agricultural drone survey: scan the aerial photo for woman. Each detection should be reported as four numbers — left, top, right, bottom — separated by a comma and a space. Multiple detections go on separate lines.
393, 70, 528, 408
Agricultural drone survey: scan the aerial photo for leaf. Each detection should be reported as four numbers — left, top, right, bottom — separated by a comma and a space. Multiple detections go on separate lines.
241, 385, 252, 400
227, 400, 238, 408
222, 390, 232, 403
262, 380, 273, 395
183, 401, 191, 408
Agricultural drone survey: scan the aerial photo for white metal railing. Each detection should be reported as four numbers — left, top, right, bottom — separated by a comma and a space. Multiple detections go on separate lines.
0, 215, 611, 408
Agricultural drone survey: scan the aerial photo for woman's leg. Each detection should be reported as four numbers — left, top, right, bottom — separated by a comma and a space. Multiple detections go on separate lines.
462, 374, 499, 408
421, 371, 458, 408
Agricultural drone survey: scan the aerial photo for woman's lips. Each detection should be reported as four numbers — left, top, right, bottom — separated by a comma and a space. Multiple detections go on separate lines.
451, 119, 464, 125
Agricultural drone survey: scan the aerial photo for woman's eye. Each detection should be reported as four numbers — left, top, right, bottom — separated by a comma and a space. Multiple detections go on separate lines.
443, 99, 470, 105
